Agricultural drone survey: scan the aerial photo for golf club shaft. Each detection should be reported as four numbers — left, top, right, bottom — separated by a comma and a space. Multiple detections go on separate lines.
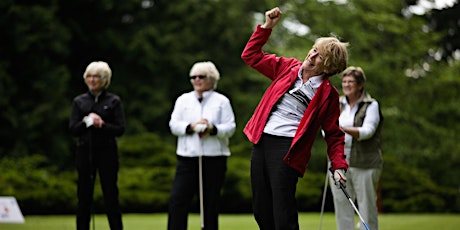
199, 155, 204, 230
339, 182, 370, 230
329, 168, 370, 230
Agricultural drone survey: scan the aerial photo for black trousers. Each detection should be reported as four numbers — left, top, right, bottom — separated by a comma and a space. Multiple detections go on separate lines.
168, 155, 227, 230
251, 133, 299, 230
76, 142, 123, 230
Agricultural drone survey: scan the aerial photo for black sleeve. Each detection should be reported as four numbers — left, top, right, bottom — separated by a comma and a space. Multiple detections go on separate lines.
186, 124, 193, 134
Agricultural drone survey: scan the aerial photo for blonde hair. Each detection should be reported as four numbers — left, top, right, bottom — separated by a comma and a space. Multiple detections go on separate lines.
189, 61, 220, 89
83, 61, 112, 89
314, 37, 349, 76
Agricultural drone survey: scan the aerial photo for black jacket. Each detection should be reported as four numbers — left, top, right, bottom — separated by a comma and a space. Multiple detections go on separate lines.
69, 90, 125, 147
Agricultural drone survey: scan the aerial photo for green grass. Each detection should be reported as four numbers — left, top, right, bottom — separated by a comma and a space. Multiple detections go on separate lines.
1, 213, 459, 230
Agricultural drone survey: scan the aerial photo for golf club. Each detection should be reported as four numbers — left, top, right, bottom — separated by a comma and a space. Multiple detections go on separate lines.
199, 154, 205, 230
330, 168, 370, 230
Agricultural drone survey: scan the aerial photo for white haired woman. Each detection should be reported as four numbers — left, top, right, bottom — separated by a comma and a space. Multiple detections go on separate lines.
69, 61, 125, 230
168, 61, 236, 230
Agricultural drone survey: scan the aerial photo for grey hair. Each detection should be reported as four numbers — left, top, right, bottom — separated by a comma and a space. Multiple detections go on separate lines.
83, 61, 112, 89
342, 66, 366, 85
189, 61, 220, 89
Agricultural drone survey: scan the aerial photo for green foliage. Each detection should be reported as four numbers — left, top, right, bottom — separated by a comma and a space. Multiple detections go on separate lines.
118, 132, 176, 167
116, 132, 177, 212
0, 155, 76, 214
0, 2, 72, 163
380, 155, 459, 212
221, 156, 253, 212
296, 172, 328, 211
429, 3, 460, 60
118, 166, 174, 213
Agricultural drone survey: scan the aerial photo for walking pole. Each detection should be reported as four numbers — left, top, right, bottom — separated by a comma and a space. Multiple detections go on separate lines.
330, 168, 370, 230
198, 154, 205, 230
318, 161, 329, 230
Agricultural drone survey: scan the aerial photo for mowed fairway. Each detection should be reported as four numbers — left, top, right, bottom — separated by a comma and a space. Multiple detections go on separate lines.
1, 213, 459, 230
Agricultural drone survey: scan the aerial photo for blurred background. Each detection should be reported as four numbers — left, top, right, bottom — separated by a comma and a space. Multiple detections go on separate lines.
0, 0, 459, 215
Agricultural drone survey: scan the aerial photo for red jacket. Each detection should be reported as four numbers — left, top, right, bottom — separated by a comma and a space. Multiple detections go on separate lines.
241, 25, 348, 176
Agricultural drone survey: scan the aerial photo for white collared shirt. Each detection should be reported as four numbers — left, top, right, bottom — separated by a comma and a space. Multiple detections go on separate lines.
339, 99, 380, 156
263, 69, 323, 137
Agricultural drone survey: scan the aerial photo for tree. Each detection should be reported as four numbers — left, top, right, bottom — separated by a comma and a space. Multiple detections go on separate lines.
405, 0, 460, 61
0, 1, 72, 164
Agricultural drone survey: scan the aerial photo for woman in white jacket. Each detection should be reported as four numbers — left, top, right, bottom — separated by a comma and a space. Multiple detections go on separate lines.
167, 61, 236, 230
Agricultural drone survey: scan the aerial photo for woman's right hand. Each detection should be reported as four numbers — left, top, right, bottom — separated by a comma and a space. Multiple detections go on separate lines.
262, 7, 282, 29
192, 119, 209, 132
88, 112, 104, 128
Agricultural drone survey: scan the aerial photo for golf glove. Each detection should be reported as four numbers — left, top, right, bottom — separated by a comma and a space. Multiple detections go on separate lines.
83, 116, 94, 128
333, 169, 347, 188
193, 124, 208, 133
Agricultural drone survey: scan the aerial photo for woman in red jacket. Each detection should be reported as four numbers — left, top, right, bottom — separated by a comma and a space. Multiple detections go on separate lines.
241, 7, 349, 230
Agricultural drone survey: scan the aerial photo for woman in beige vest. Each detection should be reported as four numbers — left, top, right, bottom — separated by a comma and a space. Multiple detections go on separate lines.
331, 66, 383, 230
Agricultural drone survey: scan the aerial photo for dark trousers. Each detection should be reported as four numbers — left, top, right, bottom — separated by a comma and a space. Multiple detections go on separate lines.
76, 143, 123, 230
251, 133, 299, 230
168, 155, 227, 230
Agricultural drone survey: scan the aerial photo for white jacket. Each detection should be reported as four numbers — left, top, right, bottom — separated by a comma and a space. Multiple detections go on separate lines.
169, 90, 236, 157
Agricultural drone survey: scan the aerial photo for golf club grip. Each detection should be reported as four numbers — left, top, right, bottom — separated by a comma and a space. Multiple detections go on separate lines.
328, 167, 349, 196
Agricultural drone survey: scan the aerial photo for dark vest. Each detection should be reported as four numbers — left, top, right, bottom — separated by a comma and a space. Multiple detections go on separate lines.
340, 92, 384, 168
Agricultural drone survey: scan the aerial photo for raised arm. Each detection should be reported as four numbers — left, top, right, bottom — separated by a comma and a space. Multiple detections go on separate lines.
261, 7, 283, 29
